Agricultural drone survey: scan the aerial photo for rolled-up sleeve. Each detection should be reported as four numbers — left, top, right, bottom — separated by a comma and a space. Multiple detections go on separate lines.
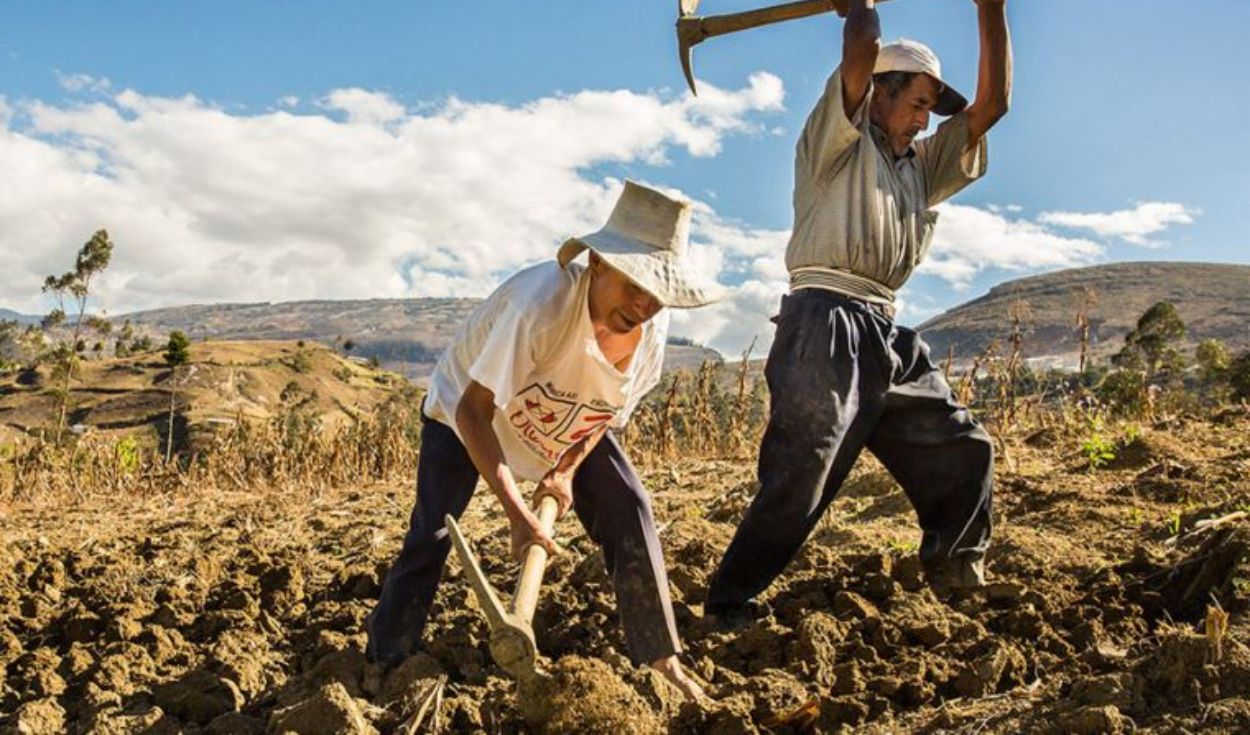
915, 111, 988, 207
797, 65, 872, 179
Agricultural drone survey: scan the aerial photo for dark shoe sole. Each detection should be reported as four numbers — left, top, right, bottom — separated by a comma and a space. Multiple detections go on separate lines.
703, 600, 770, 633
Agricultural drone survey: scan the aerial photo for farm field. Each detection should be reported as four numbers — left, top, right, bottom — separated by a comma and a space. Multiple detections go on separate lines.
2, 403, 1248, 733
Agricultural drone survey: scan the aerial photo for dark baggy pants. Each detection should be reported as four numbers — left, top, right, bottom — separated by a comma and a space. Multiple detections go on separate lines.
366, 416, 681, 667
706, 289, 994, 609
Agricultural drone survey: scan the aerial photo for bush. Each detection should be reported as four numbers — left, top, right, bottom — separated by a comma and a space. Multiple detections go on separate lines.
164, 331, 191, 367
289, 350, 314, 374
1230, 351, 1250, 402
1096, 369, 1146, 416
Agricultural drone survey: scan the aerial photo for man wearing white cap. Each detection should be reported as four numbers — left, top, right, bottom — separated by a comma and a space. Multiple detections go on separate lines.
367, 181, 719, 698
706, 0, 1012, 629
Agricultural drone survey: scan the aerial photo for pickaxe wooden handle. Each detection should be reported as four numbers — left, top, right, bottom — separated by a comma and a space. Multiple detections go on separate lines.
512, 494, 560, 621
678, 0, 891, 95
445, 494, 560, 683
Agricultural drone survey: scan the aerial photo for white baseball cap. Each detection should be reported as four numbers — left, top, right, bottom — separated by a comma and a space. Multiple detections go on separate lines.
874, 38, 967, 116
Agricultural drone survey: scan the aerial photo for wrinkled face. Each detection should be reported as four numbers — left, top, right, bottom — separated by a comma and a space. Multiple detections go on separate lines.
587, 254, 663, 335
870, 74, 941, 157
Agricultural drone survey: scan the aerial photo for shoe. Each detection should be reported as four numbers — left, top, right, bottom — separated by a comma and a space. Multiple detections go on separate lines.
703, 599, 771, 633
925, 556, 986, 593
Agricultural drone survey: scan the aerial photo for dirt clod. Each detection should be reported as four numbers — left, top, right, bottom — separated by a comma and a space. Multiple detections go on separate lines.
519, 656, 661, 734
4, 698, 66, 735
268, 682, 378, 735
152, 669, 244, 724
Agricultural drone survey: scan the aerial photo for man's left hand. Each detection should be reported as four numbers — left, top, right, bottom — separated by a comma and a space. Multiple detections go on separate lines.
535, 469, 574, 520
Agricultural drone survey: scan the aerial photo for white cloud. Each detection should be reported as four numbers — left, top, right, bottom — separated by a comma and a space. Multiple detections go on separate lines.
319, 88, 406, 125
56, 72, 111, 94
668, 209, 791, 356
0, 75, 784, 320
920, 203, 1106, 289
0, 74, 1201, 363
1037, 201, 1198, 247
677, 201, 1128, 356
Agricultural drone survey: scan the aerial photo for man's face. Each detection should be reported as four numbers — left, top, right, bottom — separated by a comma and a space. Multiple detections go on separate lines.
587, 255, 663, 335
871, 74, 941, 157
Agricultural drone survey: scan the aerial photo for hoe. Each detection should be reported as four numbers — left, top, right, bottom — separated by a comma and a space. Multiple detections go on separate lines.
445, 495, 560, 686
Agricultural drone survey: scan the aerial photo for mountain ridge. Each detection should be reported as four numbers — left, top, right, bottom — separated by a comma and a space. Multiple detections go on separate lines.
917, 261, 1250, 368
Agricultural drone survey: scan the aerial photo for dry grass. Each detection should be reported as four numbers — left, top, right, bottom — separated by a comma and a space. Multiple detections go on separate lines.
3, 340, 1243, 504
1, 391, 422, 502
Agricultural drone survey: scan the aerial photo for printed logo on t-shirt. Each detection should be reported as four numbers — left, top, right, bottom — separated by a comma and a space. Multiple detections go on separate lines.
517, 383, 577, 437
557, 405, 615, 444
508, 382, 620, 463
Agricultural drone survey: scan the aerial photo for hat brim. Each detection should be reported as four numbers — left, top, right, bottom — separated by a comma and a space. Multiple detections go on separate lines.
932, 77, 967, 117
558, 231, 724, 309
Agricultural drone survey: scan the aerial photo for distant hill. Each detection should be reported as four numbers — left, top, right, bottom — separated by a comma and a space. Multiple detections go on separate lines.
0, 308, 39, 325
0, 340, 404, 447
918, 262, 1250, 369
115, 298, 722, 382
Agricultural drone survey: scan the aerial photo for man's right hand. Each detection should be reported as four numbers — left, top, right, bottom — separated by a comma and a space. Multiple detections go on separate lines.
509, 512, 559, 563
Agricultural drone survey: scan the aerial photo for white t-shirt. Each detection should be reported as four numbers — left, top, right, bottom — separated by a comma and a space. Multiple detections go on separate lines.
424, 261, 668, 482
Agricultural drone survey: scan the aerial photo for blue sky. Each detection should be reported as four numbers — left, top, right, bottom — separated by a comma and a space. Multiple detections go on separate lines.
2, 0, 1247, 354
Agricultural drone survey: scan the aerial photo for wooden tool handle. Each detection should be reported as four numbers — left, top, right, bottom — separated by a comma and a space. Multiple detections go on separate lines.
512, 494, 559, 623
700, 0, 837, 38
699, 0, 889, 40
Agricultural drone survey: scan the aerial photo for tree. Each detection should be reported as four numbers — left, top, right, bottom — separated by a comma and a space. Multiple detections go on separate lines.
1113, 301, 1187, 381
1196, 339, 1231, 383
114, 319, 135, 357
163, 330, 191, 462
85, 315, 112, 355
0, 320, 19, 372
1230, 352, 1250, 403
42, 229, 114, 441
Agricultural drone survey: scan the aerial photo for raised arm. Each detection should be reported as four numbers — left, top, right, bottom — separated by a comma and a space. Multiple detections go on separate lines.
964, 0, 1012, 145
841, 0, 881, 118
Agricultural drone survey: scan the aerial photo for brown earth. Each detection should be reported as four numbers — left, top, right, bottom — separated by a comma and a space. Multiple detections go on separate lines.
2, 409, 1249, 733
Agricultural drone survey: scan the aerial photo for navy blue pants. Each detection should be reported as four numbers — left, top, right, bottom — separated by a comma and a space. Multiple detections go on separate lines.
707, 289, 994, 609
367, 417, 681, 666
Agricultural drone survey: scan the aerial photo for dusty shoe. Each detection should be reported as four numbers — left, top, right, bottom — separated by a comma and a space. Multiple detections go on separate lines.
926, 556, 986, 593
703, 599, 771, 633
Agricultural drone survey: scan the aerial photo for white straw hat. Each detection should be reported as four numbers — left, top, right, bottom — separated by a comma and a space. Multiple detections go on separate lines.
874, 38, 967, 116
557, 181, 724, 308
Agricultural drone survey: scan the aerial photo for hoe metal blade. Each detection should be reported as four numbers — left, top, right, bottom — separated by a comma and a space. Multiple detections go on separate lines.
445, 514, 543, 683
445, 514, 509, 629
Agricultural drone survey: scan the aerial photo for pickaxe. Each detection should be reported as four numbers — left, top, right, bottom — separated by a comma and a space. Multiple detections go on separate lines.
678, 0, 891, 95
445, 495, 560, 684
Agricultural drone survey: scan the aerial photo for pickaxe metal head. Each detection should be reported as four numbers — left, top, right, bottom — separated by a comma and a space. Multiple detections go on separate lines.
677, 0, 868, 96
677, 0, 706, 96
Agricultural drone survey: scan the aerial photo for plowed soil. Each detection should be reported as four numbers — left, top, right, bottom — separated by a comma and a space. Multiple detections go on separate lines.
3, 408, 1250, 733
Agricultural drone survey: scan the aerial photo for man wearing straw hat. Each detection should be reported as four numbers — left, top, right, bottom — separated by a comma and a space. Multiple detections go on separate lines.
366, 181, 718, 698
706, 0, 1012, 629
